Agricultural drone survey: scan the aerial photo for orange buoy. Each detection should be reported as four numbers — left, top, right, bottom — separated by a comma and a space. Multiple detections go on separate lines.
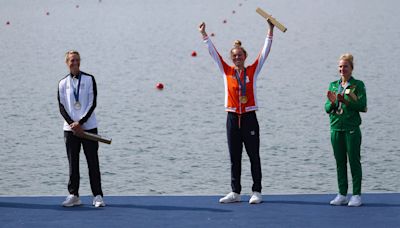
6, 21, 10, 25
191, 51, 197, 57
156, 83, 164, 90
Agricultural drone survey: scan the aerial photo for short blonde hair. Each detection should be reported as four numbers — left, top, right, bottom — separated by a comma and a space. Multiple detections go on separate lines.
65, 50, 80, 63
230, 40, 248, 58
339, 53, 354, 69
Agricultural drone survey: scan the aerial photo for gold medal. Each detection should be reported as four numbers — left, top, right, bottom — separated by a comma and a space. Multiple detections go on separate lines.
240, 96, 248, 104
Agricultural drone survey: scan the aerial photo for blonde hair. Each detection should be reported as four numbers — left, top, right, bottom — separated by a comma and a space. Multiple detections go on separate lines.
65, 50, 80, 63
339, 53, 354, 69
230, 40, 248, 57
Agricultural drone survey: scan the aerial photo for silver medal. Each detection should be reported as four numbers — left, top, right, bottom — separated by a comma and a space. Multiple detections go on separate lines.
74, 101, 81, 110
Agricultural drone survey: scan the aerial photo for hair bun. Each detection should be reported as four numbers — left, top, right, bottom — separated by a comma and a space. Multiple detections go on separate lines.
233, 40, 242, 47
341, 53, 353, 62
339, 53, 354, 68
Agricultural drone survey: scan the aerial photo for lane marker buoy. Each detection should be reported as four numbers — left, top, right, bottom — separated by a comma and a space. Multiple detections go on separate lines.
156, 83, 164, 90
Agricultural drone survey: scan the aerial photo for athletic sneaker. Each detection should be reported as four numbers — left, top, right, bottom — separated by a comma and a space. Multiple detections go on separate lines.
249, 192, 262, 204
330, 194, 348, 205
219, 192, 241, 203
62, 195, 81, 207
348, 195, 362, 207
93, 195, 105, 207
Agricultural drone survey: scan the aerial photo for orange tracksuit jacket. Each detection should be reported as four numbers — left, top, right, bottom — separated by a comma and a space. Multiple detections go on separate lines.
203, 35, 273, 114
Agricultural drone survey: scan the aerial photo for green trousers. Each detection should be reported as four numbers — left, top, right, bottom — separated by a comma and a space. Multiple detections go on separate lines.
330, 128, 362, 196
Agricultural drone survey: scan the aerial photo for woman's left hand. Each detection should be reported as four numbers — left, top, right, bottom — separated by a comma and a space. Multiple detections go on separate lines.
337, 94, 349, 105
267, 19, 274, 36
267, 19, 274, 30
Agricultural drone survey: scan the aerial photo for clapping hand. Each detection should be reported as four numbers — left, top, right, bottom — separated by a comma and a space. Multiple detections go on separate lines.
327, 91, 337, 105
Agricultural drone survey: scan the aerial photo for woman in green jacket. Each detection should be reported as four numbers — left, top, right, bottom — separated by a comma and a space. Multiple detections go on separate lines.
325, 53, 367, 207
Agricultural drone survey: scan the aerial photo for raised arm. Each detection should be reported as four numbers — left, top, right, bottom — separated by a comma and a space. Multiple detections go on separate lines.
251, 20, 274, 78
199, 22, 229, 76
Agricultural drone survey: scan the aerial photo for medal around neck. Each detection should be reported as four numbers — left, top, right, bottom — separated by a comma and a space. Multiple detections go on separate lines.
240, 96, 248, 104
236, 69, 248, 104
71, 73, 82, 110
74, 101, 81, 110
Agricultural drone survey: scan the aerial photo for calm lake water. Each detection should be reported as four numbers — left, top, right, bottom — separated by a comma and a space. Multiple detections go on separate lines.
0, 0, 399, 196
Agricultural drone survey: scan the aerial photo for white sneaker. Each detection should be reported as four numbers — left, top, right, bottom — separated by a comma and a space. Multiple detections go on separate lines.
348, 195, 362, 207
62, 195, 81, 207
93, 195, 105, 207
249, 192, 262, 204
219, 192, 241, 203
330, 194, 348, 206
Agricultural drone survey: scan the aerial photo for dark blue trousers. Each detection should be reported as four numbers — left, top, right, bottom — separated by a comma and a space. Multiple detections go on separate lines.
226, 111, 262, 194
64, 128, 103, 197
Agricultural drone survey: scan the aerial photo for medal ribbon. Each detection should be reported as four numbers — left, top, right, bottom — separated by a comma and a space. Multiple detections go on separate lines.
71, 73, 82, 103
235, 68, 247, 98
336, 78, 351, 112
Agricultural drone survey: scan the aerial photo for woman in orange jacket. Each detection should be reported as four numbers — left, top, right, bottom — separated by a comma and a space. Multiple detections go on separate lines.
199, 21, 274, 204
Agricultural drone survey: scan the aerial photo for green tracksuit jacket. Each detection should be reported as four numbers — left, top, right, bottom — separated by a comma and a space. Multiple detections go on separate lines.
325, 76, 367, 130
325, 76, 367, 196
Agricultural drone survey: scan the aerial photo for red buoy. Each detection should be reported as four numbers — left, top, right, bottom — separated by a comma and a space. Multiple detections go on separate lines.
223, 19, 227, 24
156, 83, 164, 90
6, 21, 10, 25
191, 51, 197, 57
210, 33, 215, 37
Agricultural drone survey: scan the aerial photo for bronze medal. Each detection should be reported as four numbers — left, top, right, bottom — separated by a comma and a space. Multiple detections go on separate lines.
336, 108, 343, 115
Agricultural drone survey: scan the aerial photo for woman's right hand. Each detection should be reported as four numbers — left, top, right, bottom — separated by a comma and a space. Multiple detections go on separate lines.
199, 22, 207, 37
327, 91, 336, 105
